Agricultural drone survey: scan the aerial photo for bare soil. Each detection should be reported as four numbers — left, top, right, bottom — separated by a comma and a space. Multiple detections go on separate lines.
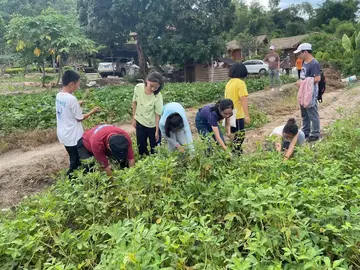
0, 81, 358, 209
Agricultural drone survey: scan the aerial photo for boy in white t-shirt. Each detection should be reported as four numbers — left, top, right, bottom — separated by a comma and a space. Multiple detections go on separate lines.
56, 70, 100, 178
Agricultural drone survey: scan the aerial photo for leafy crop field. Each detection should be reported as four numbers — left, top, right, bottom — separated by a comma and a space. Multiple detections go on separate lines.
0, 76, 296, 137
0, 110, 359, 269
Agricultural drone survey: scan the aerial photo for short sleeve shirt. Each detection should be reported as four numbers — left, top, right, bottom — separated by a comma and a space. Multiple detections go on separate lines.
132, 83, 163, 128
225, 78, 248, 119
296, 59, 303, 70
199, 104, 223, 127
82, 125, 134, 168
271, 125, 306, 145
56, 91, 84, 146
300, 59, 321, 80
264, 52, 280, 70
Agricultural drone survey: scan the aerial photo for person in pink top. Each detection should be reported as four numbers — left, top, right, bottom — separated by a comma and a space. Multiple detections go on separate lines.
77, 124, 135, 176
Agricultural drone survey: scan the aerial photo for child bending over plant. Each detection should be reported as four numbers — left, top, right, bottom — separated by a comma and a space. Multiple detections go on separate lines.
270, 118, 305, 160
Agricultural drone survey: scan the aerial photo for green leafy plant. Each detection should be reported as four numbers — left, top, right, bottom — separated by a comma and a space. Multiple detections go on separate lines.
1, 110, 360, 268
0, 78, 291, 139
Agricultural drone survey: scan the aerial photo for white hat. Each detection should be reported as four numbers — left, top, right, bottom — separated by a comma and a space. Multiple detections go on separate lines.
269, 45, 275, 50
294, 43, 312, 54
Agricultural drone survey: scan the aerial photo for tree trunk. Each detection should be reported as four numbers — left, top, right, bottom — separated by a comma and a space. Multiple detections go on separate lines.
42, 60, 46, 87
210, 55, 214, 83
52, 54, 56, 73
136, 35, 148, 79
56, 57, 63, 86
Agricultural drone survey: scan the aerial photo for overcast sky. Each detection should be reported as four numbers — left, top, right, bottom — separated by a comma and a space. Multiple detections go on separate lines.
249, 0, 325, 10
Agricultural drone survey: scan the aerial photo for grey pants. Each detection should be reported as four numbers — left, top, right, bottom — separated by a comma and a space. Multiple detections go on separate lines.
301, 104, 320, 137
168, 130, 187, 151
269, 69, 282, 88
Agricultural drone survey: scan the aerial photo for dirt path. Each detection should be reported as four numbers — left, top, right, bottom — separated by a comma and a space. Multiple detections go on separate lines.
0, 124, 135, 209
0, 85, 358, 209
244, 87, 359, 152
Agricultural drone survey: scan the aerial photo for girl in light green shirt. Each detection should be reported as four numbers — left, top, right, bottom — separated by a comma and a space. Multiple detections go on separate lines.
132, 72, 164, 156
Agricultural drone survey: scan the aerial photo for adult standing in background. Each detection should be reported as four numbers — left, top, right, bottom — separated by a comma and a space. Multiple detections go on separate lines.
295, 43, 321, 142
296, 55, 303, 79
281, 54, 291, 75
264, 45, 282, 92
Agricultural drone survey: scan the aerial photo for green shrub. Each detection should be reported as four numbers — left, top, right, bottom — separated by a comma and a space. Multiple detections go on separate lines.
322, 52, 330, 61
42, 75, 55, 84
316, 51, 323, 59
0, 79, 276, 136
44, 67, 56, 73
5, 67, 25, 74
63, 65, 74, 71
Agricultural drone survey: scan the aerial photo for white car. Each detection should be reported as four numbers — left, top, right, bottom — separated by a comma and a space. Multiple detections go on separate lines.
98, 57, 139, 78
243, 60, 268, 75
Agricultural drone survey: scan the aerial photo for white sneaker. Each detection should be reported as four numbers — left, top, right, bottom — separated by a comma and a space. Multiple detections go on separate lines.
271, 88, 274, 92
279, 88, 283, 92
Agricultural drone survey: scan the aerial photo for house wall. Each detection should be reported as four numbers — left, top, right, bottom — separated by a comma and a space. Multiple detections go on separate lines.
185, 64, 229, 83
230, 49, 242, 61
184, 65, 195, 82
194, 64, 209, 82
210, 67, 229, 82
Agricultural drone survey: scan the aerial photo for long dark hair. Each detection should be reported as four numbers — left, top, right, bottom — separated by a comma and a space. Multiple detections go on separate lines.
146, 71, 164, 95
283, 118, 298, 135
165, 113, 184, 137
210, 98, 234, 116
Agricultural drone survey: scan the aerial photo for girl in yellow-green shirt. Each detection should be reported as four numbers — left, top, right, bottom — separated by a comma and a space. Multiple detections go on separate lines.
132, 72, 164, 156
225, 63, 250, 154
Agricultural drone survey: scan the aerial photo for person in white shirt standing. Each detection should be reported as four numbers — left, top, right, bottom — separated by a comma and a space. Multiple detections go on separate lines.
56, 70, 100, 178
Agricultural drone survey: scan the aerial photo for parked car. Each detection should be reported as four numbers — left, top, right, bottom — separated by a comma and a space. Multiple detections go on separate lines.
98, 57, 139, 78
243, 60, 268, 75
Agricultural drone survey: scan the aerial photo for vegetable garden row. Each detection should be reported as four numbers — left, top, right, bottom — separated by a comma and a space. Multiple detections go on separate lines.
0, 76, 296, 138
0, 109, 359, 269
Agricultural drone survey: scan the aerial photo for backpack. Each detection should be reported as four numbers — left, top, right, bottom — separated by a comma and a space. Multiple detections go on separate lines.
318, 70, 326, 103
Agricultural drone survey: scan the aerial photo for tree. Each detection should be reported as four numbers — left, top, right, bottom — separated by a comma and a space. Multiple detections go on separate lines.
78, 0, 235, 77
231, 1, 308, 38
268, 0, 280, 11
247, 2, 269, 36
299, 2, 315, 18
229, 1, 250, 36
270, 6, 305, 37
336, 22, 356, 38
0, 16, 5, 55
5, 9, 96, 85
342, 32, 360, 74
304, 33, 344, 56
77, 0, 127, 52
0, 0, 76, 22
312, 0, 360, 27
285, 22, 306, 36
342, 32, 360, 52
236, 33, 257, 58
